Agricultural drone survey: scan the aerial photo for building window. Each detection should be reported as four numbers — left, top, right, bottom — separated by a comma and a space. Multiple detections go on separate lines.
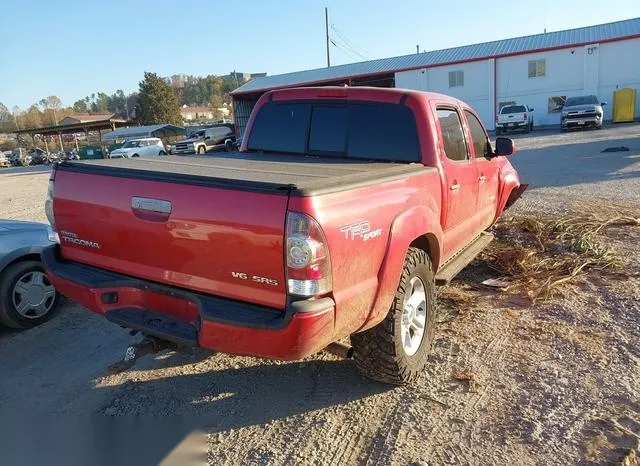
448, 70, 464, 88
528, 59, 546, 78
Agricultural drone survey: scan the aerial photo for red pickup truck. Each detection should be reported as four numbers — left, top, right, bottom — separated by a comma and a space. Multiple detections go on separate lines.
42, 87, 525, 384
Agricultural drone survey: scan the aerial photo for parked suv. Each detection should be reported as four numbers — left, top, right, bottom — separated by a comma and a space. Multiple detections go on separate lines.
561, 95, 606, 130
109, 138, 167, 158
171, 125, 236, 155
496, 104, 534, 134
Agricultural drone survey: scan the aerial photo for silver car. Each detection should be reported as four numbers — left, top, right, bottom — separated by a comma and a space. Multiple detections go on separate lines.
0, 220, 61, 329
561, 95, 606, 130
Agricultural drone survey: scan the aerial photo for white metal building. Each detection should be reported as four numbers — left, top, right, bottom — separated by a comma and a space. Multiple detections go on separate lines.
232, 18, 640, 135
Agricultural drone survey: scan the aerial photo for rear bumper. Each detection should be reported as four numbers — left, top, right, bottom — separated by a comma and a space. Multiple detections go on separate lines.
41, 246, 335, 360
496, 121, 528, 129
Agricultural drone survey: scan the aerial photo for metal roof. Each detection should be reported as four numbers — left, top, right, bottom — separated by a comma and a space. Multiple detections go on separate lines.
101, 124, 186, 141
233, 18, 640, 95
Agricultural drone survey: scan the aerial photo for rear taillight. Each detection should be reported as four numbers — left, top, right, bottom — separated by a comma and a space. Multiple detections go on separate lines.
286, 212, 332, 297
524, 113, 528, 120
45, 180, 55, 229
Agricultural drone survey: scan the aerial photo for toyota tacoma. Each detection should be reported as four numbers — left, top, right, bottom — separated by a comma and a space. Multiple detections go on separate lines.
42, 87, 526, 384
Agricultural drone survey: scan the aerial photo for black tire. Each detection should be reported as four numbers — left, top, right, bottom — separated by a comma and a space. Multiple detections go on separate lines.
197, 146, 206, 155
159, 150, 166, 155
351, 247, 436, 385
131, 153, 139, 158
524, 124, 530, 134
495, 127, 502, 136
0, 261, 61, 329
225, 139, 233, 152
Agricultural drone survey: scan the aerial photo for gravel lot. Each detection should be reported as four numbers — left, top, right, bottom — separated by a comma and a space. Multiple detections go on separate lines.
0, 123, 638, 465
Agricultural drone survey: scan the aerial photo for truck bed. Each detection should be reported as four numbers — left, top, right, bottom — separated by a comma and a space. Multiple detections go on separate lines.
61, 153, 428, 196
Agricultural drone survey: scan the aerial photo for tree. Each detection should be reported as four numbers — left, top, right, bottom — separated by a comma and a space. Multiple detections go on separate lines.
12, 106, 22, 130
0, 103, 16, 133
91, 92, 109, 112
135, 72, 182, 125
0, 102, 9, 121
73, 99, 88, 112
209, 94, 224, 109
46, 96, 63, 110
23, 105, 43, 129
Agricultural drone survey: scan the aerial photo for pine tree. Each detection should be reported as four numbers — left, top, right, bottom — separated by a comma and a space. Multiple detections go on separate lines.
135, 72, 182, 125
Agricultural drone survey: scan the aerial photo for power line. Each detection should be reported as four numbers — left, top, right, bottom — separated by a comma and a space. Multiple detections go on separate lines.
330, 34, 371, 61
330, 38, 367, 62
331, 25, 371, 58
330, 25, 375, 60
330, 38, 364, 62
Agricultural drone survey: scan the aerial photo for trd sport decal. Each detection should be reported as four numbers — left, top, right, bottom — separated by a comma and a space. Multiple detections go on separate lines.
339, 221, 382, 241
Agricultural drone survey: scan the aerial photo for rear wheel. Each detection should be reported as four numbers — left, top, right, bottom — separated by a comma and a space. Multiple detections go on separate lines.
0, 261, 61, 329
351, 248, 436, 385
131, 153, 139, 158
159, 150, 166, 155
496, 127, 502, 136
197, 146, 206, 155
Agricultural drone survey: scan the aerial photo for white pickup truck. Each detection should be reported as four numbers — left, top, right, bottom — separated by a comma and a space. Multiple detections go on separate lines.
496, 104, 534, 134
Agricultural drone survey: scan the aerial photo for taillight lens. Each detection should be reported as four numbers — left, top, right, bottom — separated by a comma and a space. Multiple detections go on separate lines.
45, 180, 55, 229
286, 212, 332, 297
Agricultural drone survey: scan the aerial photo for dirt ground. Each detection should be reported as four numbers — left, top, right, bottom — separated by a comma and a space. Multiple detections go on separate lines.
0, 124, 639, 465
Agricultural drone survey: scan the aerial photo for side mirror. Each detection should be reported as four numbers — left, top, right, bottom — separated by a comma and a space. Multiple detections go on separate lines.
494, 137, 515, 157
529, 107, 534, 111
204, 136, 211, 141
600, 102, 607, 106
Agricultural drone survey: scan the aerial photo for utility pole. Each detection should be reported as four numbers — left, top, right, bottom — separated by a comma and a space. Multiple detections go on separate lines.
325, 7, 330, 67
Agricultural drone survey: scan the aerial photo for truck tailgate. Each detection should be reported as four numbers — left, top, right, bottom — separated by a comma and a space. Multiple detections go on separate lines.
53, 167, 289, 309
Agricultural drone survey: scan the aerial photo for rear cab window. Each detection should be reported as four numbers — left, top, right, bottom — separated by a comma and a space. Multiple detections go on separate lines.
501, 105, 526, 114
247, 101, 421, 162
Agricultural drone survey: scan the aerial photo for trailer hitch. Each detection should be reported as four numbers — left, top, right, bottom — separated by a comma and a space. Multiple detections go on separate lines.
107, 336, 176, 375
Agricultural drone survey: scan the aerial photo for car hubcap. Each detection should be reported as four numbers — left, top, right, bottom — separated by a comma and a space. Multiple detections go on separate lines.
12, 271, 56, 319
400, 276, 427, 356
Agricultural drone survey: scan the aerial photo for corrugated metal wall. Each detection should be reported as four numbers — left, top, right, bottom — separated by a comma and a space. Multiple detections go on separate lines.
233, 97, 260, 139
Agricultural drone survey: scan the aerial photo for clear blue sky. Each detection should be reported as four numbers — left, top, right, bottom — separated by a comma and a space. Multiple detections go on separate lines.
0, 0, 638, 109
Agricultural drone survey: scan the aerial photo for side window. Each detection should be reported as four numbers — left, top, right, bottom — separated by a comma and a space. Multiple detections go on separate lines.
436, 108, 468, 162
464, 110, 490, 158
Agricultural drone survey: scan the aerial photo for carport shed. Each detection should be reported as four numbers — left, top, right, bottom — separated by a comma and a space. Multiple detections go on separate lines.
100, 124, 186, 141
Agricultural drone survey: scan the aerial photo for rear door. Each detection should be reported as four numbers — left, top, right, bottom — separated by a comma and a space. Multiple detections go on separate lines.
434, 106, 480, 258
464, 109, 499, 228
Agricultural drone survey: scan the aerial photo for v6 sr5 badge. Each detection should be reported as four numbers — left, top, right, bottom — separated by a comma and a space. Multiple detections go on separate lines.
340, 221, 382, 241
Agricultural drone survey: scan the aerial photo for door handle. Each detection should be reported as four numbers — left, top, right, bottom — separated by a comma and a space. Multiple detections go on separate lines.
479, 175, 486, 183
450, 183, 460, 191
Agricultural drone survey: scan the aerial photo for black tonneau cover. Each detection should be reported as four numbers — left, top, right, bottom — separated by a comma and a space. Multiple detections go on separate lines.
60, 153, 428, 196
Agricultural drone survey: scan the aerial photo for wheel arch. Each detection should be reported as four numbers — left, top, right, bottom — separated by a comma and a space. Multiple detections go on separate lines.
358, 205, 443, 332
409, 233, 441, 273
0, 248, 42, 275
